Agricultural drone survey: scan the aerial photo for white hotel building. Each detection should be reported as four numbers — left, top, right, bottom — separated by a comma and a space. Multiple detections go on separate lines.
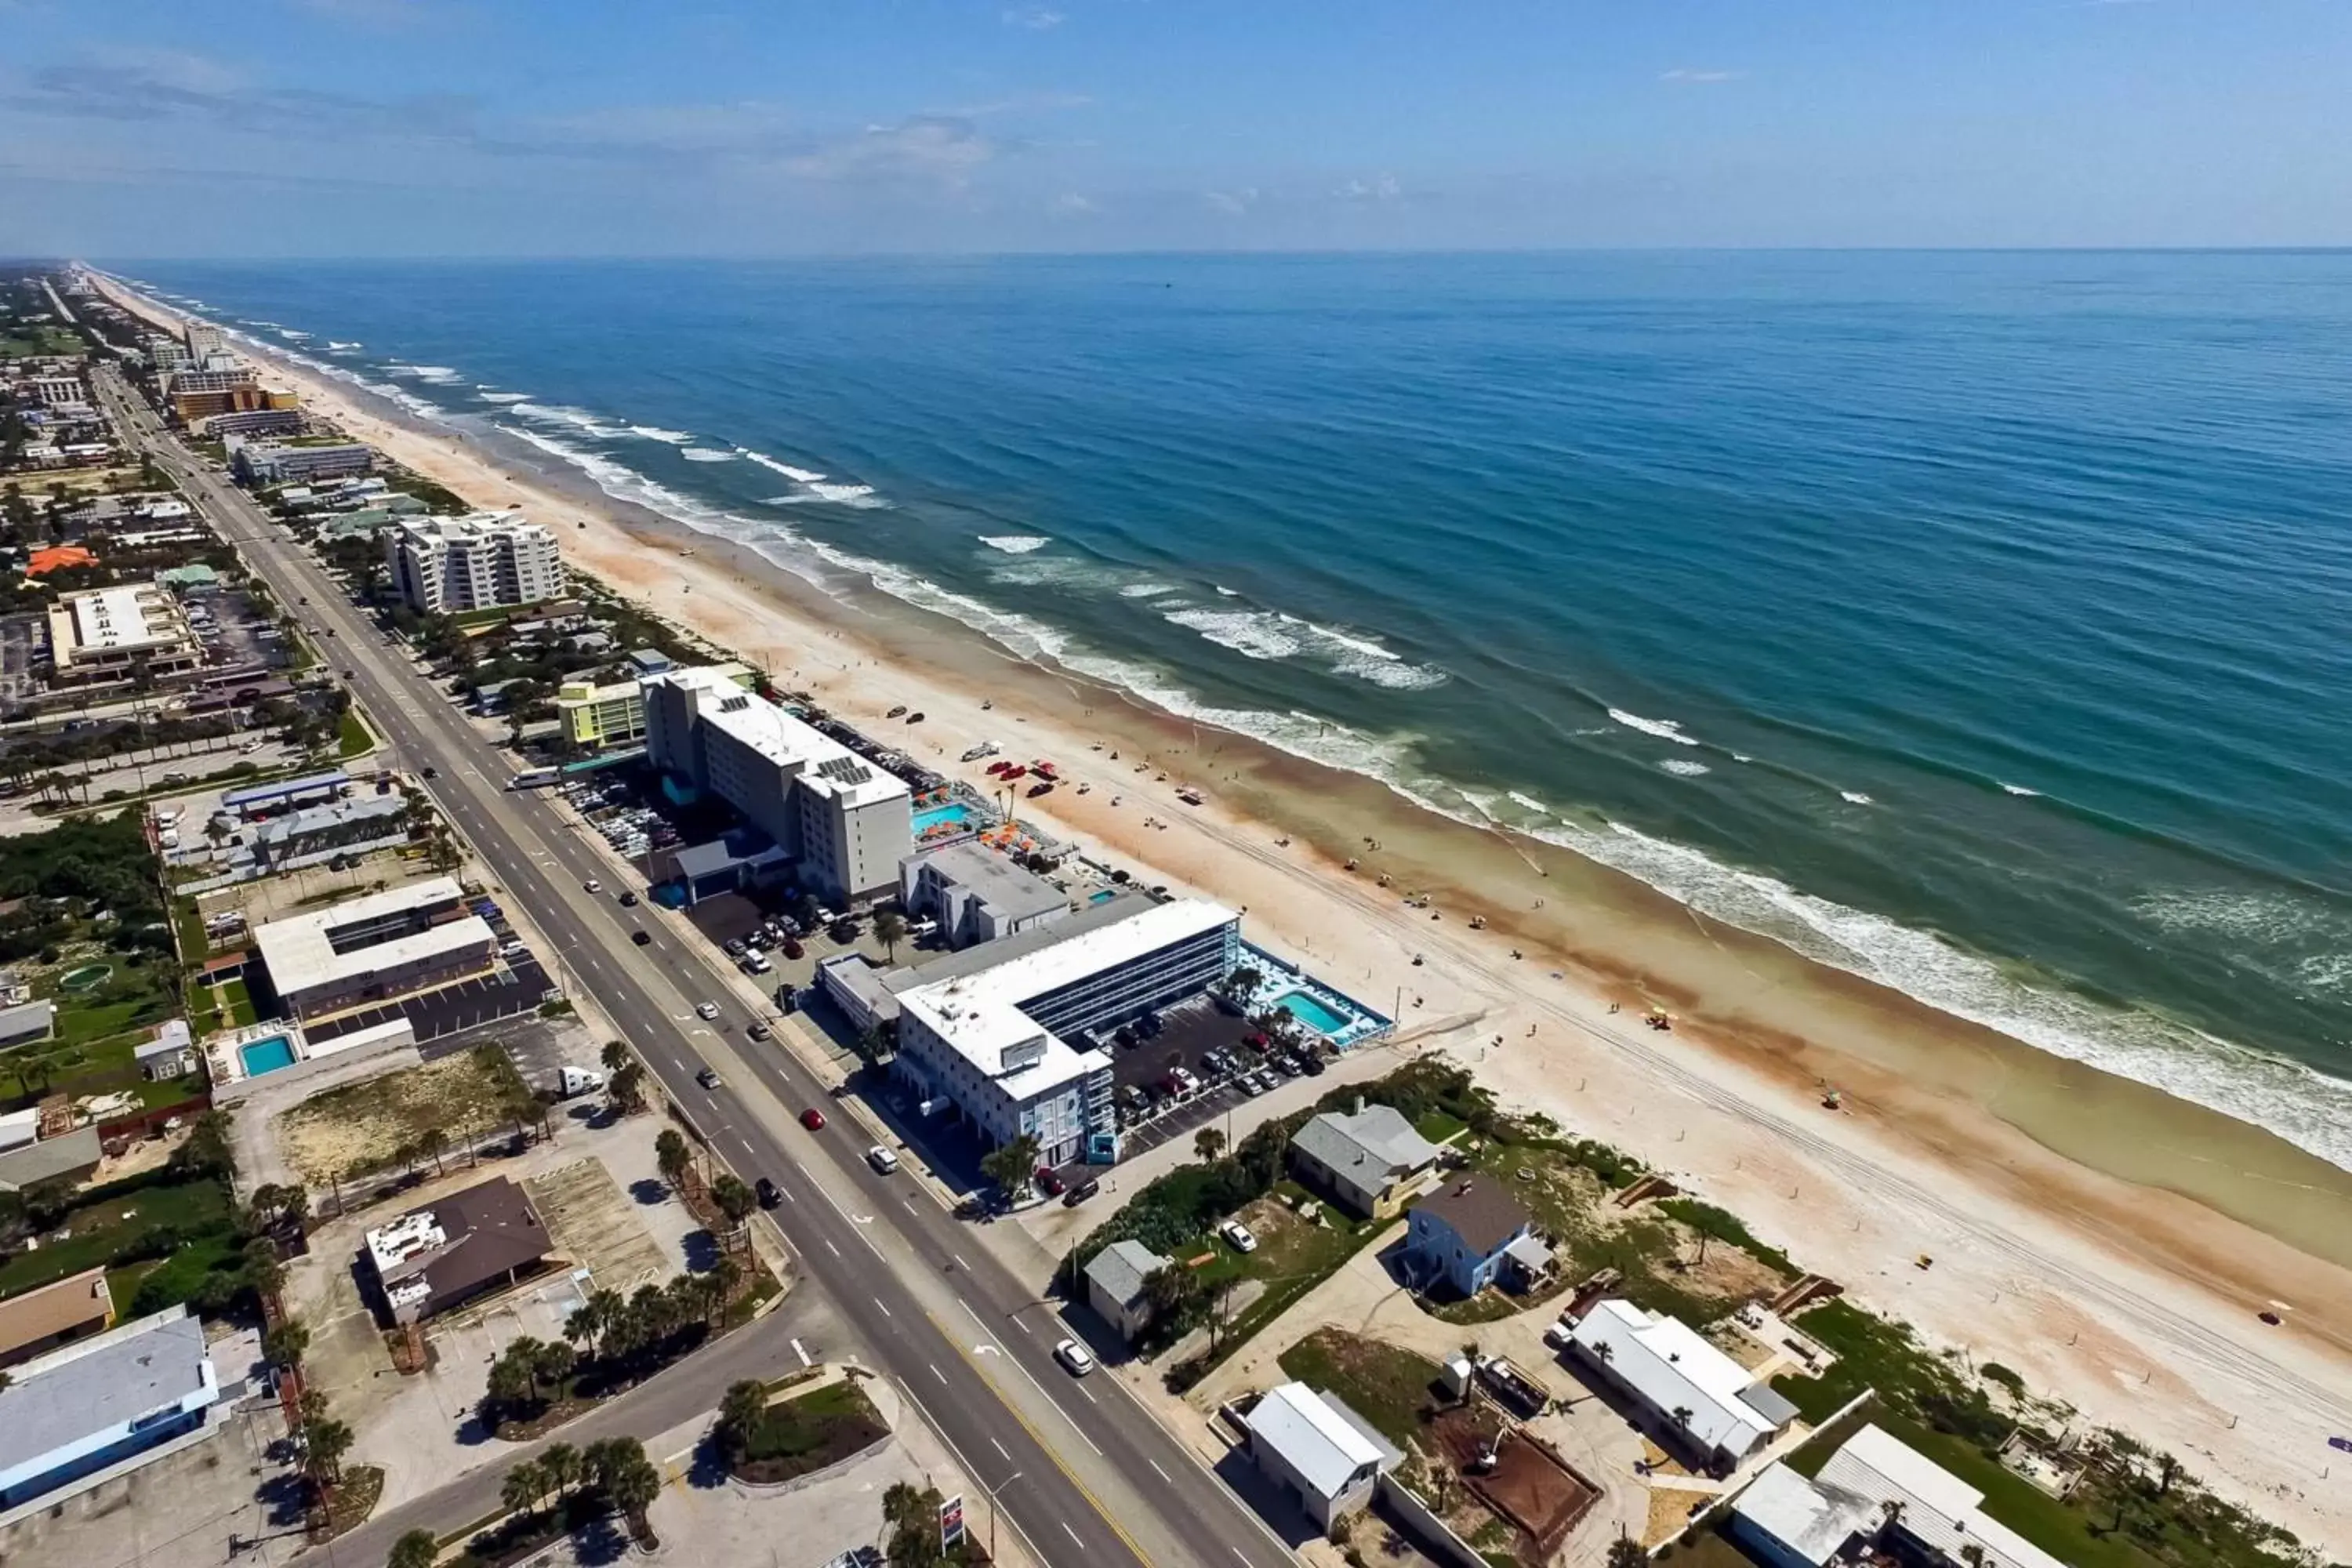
643, 667, 912, 905
891, 897, 1240, 1167
384, 512, 564, 615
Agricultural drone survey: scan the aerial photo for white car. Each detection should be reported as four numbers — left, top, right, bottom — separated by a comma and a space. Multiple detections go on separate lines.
1220, 1220, 1258, 1254
695, 1001, 720, 1021
583, 880, 602, 894
866, 1145, 899, 1174
1053, 1338, 1095, 1376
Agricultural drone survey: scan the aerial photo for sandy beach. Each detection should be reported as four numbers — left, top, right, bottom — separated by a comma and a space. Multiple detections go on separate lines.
100, 277, 2352, 1552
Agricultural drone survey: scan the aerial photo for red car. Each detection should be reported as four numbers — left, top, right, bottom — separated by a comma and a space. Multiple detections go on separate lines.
800, 1108, 826, 1131
1034, 1166, 1066, 1196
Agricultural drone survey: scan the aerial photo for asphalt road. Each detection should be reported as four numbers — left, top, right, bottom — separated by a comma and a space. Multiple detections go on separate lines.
94, 366, 1293, 1568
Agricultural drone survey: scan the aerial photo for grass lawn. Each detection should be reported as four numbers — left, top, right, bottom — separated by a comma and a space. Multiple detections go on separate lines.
0, 1174, 234, 1296
1414, 1110, 1468, 1145
337, 708, 374, 757
1276, 1327, 1443, 1450
731, 1379, 889, 1484
1185, 1187, 1389, 1368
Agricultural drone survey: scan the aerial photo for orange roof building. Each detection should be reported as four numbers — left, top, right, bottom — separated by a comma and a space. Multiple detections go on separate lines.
26, 546, 99, 576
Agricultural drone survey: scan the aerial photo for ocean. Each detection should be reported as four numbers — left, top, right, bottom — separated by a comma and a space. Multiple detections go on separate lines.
116, 252, 2352, 1168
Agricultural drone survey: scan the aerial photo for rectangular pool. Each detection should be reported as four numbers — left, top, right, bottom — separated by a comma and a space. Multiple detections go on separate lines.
913, 803, 978, 834
1276, 990, 1350, 1036
238, 1035, 298, 1076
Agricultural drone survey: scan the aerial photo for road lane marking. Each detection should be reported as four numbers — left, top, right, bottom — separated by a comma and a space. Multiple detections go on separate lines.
873, 1298, 893, 1319
1062, 1523, 1083, 1548
953, 1253, 971, 1272
791, 1338, 811, 1367
823, 1239, 840, 1258
991, 1437, 1011, 1461
930, 1363, 948, 1385
1149, 1460, 1170, 1483
1076, 1381, 1097, 1405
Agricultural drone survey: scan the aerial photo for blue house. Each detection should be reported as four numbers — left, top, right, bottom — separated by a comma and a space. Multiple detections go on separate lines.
1404, 1176, 1547, 1298
0, 1307, 221, 1509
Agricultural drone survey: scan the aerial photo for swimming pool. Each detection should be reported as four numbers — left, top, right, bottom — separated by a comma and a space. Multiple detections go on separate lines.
1087, 889, 1120, 906
914, 802, 978, 834
1276, 990, 1350, 1036
238, 1035, 298, 1076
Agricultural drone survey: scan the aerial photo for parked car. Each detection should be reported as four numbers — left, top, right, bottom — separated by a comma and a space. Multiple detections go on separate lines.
1034, 1167, 1066, 1196
1053, 1338, 1094, 1376
800, 1108, 826, 1131
757, 1177, 782, 1209
1220, 1220, 1258, 1254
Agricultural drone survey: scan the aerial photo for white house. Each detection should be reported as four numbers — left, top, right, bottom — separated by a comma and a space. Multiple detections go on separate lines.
1567, 1299, 1798, 1472
1730, 1425, 2069, 1568
1083, 1240, 1171, 1341
1243, 1383, 1399, 1530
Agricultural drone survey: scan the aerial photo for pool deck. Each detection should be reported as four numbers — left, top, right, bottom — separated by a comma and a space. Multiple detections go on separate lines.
1236, 942, 1392, 1047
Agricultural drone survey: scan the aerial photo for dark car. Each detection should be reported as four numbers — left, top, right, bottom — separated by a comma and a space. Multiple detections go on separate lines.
1034, 1166, 1066, 1196
696, 1067, 722, 1090
756, 1177, 781, 1209
631, 929, 652, 946
619, 891, 639, 907
1062, 1178, 1101, 1207
421, 766, 437, 779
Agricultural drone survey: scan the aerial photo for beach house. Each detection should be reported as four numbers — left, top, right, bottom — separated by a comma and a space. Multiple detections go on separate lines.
1083, 1239, 1173, 1341
1243, 1383, 1402, 1530
1404, 1175, 1544, 1297
1730, 1425, 2067, 1568
1290, 1100, 1445, 1218
1567, 1298, 1799, 1472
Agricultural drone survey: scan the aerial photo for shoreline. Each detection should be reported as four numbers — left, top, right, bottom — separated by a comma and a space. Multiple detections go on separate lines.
97, 275, 2352, 1550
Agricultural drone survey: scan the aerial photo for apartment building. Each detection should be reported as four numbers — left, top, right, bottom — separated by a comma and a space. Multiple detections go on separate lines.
227, 437, 374, 485
555, 660, 753, 750
250, 875, 496, 1020
643, 667, 912, 903
384, 512, 564, 615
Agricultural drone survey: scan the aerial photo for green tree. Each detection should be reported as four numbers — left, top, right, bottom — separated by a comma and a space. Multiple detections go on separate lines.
417, 1126, 448, 1176
387, 1526, 441, 1568
1606, 1534, 1648, 1568
608, 1061, 646, 1114
872, 907, 907, 961
710, 1174, 756, 1232
263, 1319, 310, 1372
979, 1133, 1040, 1199
884, 1481, 948, 1568
1193, 1127, 1227, 1163
500, 1459, 545, 1519
243, 1236, 286, 1312
655, 1128, 692, 1190
717, 1378, 768, 1462
303, 1414, 354, 1486
539, 1440, 583, 1501
601, 1039, 632, 1074
1143, 1264, 1206, 1335
588, 1437, 662, 1536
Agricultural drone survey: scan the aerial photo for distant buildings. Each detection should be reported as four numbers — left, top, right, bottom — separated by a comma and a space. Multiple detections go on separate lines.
1083, 1240, 1172, 1341
899, 840, 1071, 949
644, 666, 911, 904
190, 406, 303, 440
0, 1307, 221, 1510
365, 1176, 552, 1325
1730, 1424, 2066, 1568
383, 512, 564, 615
43, 582, 205, 686
1243, 1383, 1400, 1530
1403, 1176, 1544, 1298
249, 874, 496, 1021
182, 321, 225, 360
1567, 1299, 1798, 1472
884, 895, 1240, 1166
133, 1019, 198, 1082
29, 375, 85, 409
1290, 1101, 1445, 1219
227, 437, 373, 485
250, 793, 410, 874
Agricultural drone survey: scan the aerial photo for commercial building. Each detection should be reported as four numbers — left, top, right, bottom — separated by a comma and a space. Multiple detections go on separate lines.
1083, 1240, 1172, 1341
1567, 1299, 1799, 1472
1291, 1101, 1445, 1219
0, 1307, 221, 1510
555, 661, 752, 751
1404, 1176, 1544, 1298
250, 874, 496, 1021
1730, 1425, 2066, 1568
251, 793, 410, 873
144, 334, 191, 373
190, 406, 303, 440
383, 512, 564, 615
44, 582, 205, 685
222, 770, 350, 822
644, 667, 911, 904
182, 321, 225, 359
0, 1269, 114, 1370
888, 896, 1240, 1167
365, 1176, 552, 1325
1243, 1383, 1400, 1530
30, 376, 85, 409
899, 840, 1071, 949
227, 437, 374, 485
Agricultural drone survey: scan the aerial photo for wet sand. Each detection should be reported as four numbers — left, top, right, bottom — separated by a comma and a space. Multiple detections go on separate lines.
101, 276, 2352, 1550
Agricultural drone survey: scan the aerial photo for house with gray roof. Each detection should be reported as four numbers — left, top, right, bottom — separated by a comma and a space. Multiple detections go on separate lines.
0, 1306, 221, 1510
1083, 1239, 1173, 1341
1290, 1098, 1445, 1218
0, 1127, 103, 1194
0, 1000, 55, 1051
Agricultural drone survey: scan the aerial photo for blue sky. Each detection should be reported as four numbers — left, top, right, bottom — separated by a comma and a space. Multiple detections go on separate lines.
3, 0, 2347, 256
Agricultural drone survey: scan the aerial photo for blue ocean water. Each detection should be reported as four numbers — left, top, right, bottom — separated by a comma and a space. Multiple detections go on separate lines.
118, 252, 2352, 1165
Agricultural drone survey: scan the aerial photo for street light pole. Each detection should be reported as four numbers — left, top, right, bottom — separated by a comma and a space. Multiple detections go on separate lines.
982, 1471, 1021, 1562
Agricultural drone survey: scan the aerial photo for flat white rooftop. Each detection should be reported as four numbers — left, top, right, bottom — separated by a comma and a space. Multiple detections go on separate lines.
898, 897, 1236, 1098
662, 670, 909, 809
54, 583, 191, 655
250, 875, 491, 996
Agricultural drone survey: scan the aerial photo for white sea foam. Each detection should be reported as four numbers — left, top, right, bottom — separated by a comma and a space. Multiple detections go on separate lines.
477, 391, 533, 404
1164, 608, 1302, 661
1840, 791, 1874, 805
739, 449, 827, 483
277, 328, 310, 340
327, 340, 362, 350
2002, 782, 2041, 797
981, 536, 1051, 554
1606, 709, 1701, 746
805, 482, 884, 507
511, 403, 632, 439
631, 426, 694, 444
1120, 583, 1178, 599
1660, 759, 1712, 777
681, 448, 736, 463
1506, 791, 1552, 815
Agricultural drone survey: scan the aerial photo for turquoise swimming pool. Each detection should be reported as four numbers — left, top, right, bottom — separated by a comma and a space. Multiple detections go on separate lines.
1276, 990, 1350, 1036
238, 1035, 298, 1076
1087, 889, 1120, 906
914, 802, 978, 834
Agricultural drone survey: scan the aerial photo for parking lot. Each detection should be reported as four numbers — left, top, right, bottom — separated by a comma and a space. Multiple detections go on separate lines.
1077, 995, 1336, 1174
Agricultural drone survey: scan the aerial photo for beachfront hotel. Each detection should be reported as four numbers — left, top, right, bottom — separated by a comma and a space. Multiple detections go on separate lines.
383, 511, 564, 615
554, 660, 754, 750
879, 895, 1240, 1167
643, 666, 912, 904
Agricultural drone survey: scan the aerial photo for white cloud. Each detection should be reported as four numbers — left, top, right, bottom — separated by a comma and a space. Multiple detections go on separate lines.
1003, 7, 1065, 28
1660, 68, 1744, 84
1334, 173, 1402, 203
780, 116, 993, 184
1203, 187, 1258, 216
1053, 191, 1093, 213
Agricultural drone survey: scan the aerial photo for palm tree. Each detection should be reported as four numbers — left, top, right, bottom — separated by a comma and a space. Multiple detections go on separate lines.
500, 1459, 545, 1519
655, 1128, 692, 1191
589, 1437, 662, 1537
418, 1127, 448, 1176
872, 908, 907, 961
263, 1319, 310, 1373
303, 1414, 354, 1490
708, 1256, 744, 1328
243, 1237, 286, 1315
1606, 1536, 1648, 1568
388, 1527, 441, 1568
710, 1174, 756, 1237
979, 1133, 1041, 1198
532, 1338, 576, 1398
601, 1038, 631, 1075
540, 1440, 583, 1502
717, 1379, 768, 1461
1194, 1127, 1227, 1163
